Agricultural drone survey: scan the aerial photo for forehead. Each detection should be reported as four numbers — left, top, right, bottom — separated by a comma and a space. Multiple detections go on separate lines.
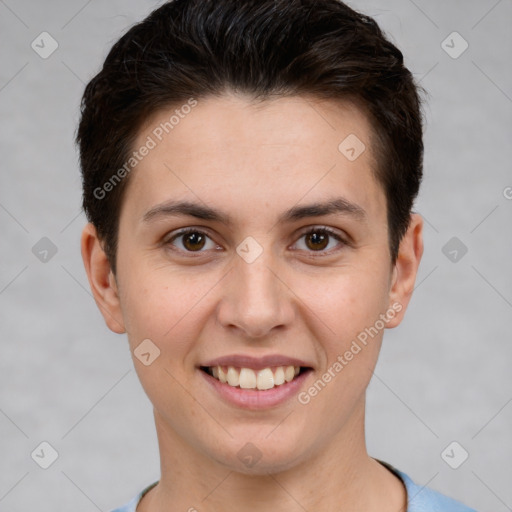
121, 93, 386, 228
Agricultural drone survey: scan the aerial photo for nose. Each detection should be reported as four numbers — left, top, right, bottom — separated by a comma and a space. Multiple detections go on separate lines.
216, 246, 295, 339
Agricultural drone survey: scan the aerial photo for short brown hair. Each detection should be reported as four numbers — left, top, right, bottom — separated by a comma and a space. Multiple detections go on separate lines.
77, 0, 427, 275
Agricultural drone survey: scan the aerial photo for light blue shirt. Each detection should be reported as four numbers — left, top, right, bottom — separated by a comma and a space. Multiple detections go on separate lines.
109, 464, 477, 512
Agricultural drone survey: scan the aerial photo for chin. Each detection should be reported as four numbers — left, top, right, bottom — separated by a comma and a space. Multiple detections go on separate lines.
208, 435, 308, 475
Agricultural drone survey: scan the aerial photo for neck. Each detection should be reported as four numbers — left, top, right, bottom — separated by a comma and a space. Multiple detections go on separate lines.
138, 398, 406, 512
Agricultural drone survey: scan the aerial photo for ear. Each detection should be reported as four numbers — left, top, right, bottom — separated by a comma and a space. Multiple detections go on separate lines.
386, 213, 424, 328
81, 223, 126, 334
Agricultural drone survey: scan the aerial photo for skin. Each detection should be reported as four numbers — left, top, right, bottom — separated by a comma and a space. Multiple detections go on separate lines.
81, 93, 423, 512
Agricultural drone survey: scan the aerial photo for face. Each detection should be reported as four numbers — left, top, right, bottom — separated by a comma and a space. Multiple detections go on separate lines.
82, 93, 423, 474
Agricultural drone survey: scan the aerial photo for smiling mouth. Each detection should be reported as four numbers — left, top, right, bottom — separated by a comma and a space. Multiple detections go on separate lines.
199, 365, 313, 391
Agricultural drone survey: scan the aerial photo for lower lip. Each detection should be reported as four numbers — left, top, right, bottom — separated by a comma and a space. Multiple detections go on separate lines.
199, 368, 312, 410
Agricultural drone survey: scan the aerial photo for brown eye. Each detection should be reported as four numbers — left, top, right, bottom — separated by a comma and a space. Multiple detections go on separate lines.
182, 232, 206, 251
294, 227, 346, 254
166, 229, 217, 253
304, 231, 329, 251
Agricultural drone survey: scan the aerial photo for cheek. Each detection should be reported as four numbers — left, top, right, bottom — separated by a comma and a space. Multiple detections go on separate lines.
296, 269, 390, 419
117, 262, 216, 351
301, 263, 391, 342
117, 269, 209, 407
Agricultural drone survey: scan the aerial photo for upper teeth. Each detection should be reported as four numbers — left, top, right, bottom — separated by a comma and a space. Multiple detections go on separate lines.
210, 365, 301, 390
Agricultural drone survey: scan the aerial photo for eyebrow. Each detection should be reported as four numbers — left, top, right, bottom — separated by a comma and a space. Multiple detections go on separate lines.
141, 197, 367, 225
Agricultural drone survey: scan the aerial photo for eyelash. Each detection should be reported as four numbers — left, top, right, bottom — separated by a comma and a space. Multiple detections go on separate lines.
164, 226, 348, 256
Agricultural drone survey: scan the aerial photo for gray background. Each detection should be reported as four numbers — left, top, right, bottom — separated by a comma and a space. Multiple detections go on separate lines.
0, 0, 511, 510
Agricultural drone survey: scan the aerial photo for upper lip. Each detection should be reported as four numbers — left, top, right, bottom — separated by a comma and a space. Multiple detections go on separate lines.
200, 354, 314, 371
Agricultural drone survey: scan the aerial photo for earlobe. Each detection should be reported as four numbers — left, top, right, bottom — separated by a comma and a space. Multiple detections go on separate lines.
80, 223, 126, 334
386, 213, 424, 329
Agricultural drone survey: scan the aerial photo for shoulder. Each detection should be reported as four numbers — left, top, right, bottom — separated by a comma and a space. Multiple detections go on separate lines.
108, 494, 139, 512
108, 481, 159, 512
395, 468, 478, 512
